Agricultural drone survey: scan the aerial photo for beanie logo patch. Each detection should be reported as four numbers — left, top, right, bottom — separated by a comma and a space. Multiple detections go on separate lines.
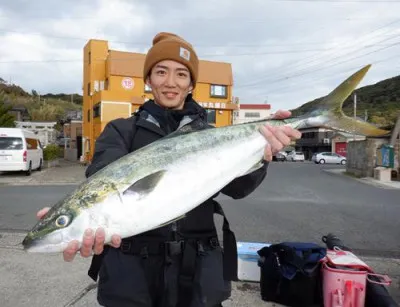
179, 47, 190, 61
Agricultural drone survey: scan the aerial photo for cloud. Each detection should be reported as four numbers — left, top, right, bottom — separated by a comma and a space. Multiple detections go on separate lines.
0, 0, 399, 110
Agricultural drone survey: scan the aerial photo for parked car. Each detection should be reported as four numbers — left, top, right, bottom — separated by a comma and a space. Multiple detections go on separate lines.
0, 128, 43, 175
286, 151, 305, 162
311, 152, 346, 165
273, 151, 287, 162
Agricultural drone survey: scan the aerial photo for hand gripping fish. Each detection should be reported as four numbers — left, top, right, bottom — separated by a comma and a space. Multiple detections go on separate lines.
22, 64, 390, 253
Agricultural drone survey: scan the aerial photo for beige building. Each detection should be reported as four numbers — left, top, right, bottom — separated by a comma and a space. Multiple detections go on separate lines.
233, 104, 271, 125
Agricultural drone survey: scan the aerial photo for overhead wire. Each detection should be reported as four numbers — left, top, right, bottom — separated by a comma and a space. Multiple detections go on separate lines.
236, 18, 400, 89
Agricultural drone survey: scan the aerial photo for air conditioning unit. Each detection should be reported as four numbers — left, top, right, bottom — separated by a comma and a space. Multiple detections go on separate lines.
323, 138, 330, 144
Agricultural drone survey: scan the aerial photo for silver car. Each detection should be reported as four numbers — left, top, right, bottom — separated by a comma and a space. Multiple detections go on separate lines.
312, 152, 346, 165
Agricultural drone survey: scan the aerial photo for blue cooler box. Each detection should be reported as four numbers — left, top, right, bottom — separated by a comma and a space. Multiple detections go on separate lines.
237, 241, 270, 282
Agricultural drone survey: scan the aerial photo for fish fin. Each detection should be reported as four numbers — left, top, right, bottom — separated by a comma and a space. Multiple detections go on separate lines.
241, 160, 265, 176
300, 64, 391, 137
164, 120, 211, 139
315, 64, 372, 116
321, 115, 391, 137
123, 170, 166, 197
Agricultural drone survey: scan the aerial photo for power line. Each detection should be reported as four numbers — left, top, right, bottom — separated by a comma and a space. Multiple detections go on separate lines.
237, 39, 400, 91
237, 19, 400, 88
0, 16, 389, 21
0, 28, 388, 49
268, 0, 400, 2
244, 53, 400, 98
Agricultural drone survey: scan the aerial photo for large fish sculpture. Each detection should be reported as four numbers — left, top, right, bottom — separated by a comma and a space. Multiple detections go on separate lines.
22, 64, 390, 253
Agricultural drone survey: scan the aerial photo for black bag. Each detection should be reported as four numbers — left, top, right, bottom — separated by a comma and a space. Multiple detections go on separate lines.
257, 242, 327, 307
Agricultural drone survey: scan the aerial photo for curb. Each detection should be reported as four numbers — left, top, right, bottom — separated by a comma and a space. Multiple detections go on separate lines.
322, 169, 400, 190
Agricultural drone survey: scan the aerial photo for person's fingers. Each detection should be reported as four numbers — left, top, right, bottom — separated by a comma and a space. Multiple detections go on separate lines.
110, 235, 122, 249
269, 126, 291, 147
281, 125, 302, 140
271, 110, 291, 119
264, 144, 273, 161
36, 207, 50, 220
80, 229, 95, 257
63, 240, 80, 262
260, 125, 284, 154
93, 228, 106, 255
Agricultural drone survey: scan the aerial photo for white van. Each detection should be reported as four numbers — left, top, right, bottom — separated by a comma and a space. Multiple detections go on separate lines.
0, 128, 44, 176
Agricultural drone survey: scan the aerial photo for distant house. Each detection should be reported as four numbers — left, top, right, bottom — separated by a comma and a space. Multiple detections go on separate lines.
295, 126, 365, 160
4, 103, 30, 122
65, 110, 82, 121
15, 121, 57, 147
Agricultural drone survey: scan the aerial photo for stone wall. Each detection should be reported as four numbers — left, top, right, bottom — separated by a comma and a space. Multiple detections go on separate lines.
346, 138, 388, 177
394, 139, 400, 179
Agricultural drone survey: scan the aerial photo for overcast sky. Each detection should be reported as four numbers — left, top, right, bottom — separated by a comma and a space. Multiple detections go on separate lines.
0, 0, 399, 111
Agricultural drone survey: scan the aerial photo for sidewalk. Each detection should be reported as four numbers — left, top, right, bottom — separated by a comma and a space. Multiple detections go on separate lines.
0, 159, 86, 186
323, 168, 400, 189
1, 231, 399, 307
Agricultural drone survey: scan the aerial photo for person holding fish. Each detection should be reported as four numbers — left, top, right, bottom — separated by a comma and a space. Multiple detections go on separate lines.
35, 32, 301, 307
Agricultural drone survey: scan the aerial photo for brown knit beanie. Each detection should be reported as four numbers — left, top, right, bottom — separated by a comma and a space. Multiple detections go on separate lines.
143, 32, 199, 87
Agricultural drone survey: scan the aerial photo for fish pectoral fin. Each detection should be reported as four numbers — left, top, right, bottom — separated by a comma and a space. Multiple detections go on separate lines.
123, 170, 166, 197
241, 160, 265, 176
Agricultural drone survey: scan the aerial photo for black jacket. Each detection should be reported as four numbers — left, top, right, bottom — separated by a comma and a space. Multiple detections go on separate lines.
85, 96, 268, 240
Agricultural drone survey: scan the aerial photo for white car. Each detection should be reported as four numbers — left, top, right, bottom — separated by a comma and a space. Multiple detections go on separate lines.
312, 152, 346, 165
286, 151, 305, 162
0, 128, 44, 175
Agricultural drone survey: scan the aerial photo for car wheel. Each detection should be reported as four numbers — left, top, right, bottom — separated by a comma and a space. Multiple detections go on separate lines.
319, 159, 325, 164
26, 162, 32, 176
341, 160, 346, 165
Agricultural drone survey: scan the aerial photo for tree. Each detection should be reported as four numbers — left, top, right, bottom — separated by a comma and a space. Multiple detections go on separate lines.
0, 92, 16, 127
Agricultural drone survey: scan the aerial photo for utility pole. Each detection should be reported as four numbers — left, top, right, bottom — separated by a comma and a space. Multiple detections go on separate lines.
353, 93, 357, 141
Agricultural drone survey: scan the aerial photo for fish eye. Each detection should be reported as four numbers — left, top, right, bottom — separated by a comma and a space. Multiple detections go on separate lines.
55, 215, 69, 228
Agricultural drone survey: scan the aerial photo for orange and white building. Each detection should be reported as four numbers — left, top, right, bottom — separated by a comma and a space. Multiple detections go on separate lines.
82, 39, 239, 163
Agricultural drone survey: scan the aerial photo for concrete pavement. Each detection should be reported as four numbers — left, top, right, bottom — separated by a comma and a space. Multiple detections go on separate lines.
0, 159, 86, 186
0, 231, 282, 307
1, 231, 399, 307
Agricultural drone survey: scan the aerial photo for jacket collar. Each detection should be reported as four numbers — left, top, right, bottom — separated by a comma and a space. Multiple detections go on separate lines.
134, 95, 207, 136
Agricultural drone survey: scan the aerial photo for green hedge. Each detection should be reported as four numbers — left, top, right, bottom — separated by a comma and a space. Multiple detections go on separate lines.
43, 144, 62, 161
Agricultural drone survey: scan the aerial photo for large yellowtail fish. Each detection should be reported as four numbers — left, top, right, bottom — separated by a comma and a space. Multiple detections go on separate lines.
22, 64, 390, 253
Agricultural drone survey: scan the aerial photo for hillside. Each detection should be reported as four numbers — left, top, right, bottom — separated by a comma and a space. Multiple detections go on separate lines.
0, 78, 83, 129
291, 74, 400, 129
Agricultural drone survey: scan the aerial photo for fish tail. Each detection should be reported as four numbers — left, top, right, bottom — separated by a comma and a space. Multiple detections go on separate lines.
303, 64, 391, 137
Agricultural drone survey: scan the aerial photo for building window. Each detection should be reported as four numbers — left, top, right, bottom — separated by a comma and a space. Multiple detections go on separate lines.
144, 84, 152, 93
210, 85, 227, 98
88, 51, 91, 64
206, 109, 216, 124
93, 103, 101, 118
87, 82, 91, 96
244, 112, 260, 118
87, 110, 90, 122
105, 78, 109, 90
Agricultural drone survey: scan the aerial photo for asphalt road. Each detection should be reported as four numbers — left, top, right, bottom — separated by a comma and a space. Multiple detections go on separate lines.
1, 162, 399, 257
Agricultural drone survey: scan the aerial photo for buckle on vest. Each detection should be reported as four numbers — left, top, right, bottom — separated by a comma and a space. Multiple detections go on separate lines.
120, 240, 132, 253
209, 237, 219, 248
165, 240, 184, 256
